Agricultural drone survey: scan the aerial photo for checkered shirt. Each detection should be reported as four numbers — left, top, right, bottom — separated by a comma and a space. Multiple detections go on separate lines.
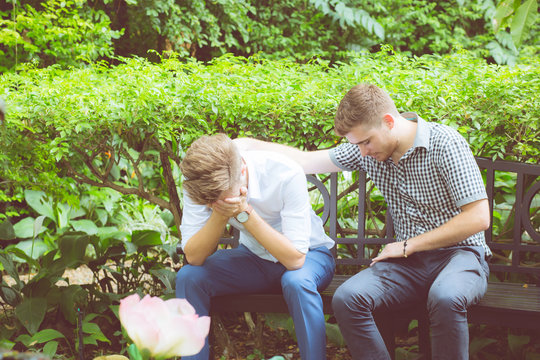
329, 112, 491, 257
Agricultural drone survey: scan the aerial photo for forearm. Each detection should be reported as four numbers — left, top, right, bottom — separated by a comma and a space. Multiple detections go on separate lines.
371, 199, 490, 265
233, 138, 339, 174
406, 199, 490, 255
183, 212, 229, 265
242, 209, 306, 270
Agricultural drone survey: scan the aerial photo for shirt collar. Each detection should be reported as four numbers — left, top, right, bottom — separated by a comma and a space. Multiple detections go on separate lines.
241, 152, 261, 200
402, 111, 430, 150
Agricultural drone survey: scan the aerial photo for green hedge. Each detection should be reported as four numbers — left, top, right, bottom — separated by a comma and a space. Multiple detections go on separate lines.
1, 50, 539, 218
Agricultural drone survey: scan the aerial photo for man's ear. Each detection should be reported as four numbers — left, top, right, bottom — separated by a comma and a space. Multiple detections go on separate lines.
382, 113, 395, 130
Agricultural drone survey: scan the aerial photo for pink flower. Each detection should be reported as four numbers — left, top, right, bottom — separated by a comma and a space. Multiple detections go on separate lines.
119, 294, 210, 358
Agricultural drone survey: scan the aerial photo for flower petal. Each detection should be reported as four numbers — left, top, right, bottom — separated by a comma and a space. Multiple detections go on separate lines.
119, 294, 161, 353
154, 314, 211, 357
163, 298, 196, 316
119, 294, 210, 358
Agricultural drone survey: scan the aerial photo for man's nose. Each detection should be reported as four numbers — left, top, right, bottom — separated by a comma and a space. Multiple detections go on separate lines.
357, 144, 369, 157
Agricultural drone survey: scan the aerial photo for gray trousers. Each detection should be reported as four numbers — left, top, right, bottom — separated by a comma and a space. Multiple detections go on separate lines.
332, 246, 489, 360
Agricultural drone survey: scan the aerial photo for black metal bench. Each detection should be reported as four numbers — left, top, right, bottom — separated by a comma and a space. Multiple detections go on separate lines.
179, 157, 540, 358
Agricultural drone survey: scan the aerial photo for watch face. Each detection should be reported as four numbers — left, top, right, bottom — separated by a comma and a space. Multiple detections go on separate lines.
236, 211, 249, 223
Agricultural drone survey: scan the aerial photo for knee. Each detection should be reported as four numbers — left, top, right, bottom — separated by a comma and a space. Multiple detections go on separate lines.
427, 286, 467, 318
281, 271, 316, 295
332, 284, 369, 317
175, 265, 205, 295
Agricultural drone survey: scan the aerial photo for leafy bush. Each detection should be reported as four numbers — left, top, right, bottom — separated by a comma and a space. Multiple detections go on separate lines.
0, 186, 178, 356
0, 51, 538, 214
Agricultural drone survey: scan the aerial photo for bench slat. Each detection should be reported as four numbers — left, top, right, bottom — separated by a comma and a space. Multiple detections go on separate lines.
210, 279, 540, 329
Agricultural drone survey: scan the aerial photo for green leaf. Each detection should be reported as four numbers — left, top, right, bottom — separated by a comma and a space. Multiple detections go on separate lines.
15, 297, 47, 335
0, 338, 15, 350
131, 230, 162, 247
0, 282, 22, 307
127, 343, 144, 360
33, 215, 47, 239
31, 328, 66, 343
15, 334, 32, 347
150, 268, 177, 293
58, 233, 92, 267
58, 285, 86, 324
0, 219, 16, 240
14, 239, 48, 260
6, 246, 41, 270
57, 203, 72, 229
83, 321, 111, 343
264, 313, 295, 340
24, 190, 56, 222
83, 337, 98, 346
160, 209, 174, 227
511, 0, 538, 46
42, 340, 59, 358
13, 217, 36, 239
0, 253, 21, 284
71, 219, 99, 235
325, 322, 346, 347
84, 313, 100, 323
493, 0, 515, 32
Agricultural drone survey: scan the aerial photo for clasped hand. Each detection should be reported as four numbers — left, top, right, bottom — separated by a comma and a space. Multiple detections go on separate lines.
211, 186, 249, 219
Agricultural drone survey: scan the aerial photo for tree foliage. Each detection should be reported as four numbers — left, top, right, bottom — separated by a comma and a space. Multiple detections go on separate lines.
493, 0, 538, 46
0, 0, 122, 72
1, 0, 538, 70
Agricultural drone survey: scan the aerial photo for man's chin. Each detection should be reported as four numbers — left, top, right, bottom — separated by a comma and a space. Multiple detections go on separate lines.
371, 153, 389, 162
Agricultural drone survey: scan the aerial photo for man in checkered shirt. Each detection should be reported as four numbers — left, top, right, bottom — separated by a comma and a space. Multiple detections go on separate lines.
234, 84, 491, 360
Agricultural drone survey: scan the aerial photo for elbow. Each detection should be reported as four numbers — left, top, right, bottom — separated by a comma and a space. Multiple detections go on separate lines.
480, 215, 491, 231
465, 199, 490, 234
184, 249, 206, 266
478, 213, 491, 232
477, 201, 491, 232
284, 253, 306, 271
184, 254, 204, 266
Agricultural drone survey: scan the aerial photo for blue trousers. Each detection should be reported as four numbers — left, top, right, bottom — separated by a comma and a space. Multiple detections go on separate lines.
332, 246, 489, 360
176, 245, 335, 360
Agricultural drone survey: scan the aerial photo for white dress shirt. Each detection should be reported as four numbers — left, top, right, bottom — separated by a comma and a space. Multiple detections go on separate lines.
180, 151, 334, 263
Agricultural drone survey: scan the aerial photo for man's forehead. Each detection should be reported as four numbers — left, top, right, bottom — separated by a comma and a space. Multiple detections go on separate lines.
345, 126, 372, 144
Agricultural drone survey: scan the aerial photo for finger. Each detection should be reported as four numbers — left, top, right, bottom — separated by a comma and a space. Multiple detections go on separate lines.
213, 203, 234, 213
221, 197, 242, 204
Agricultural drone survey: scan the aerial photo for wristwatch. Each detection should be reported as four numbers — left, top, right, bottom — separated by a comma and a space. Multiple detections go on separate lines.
235, 205, 252, 223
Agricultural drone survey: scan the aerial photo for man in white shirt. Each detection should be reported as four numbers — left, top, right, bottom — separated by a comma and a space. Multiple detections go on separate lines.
175, 134, 335, 360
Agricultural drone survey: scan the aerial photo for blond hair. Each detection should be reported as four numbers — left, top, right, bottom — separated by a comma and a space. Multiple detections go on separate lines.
180, 134, 242, 205
334, 84, 399, 136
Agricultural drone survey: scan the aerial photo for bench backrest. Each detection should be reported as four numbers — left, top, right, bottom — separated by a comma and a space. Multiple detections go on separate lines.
217, 157, 540, 283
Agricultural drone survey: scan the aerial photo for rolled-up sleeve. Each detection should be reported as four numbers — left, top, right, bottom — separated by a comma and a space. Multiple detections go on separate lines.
439, 135, 487, 208
330, 143, 365, 171
179, 192, 212, 250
